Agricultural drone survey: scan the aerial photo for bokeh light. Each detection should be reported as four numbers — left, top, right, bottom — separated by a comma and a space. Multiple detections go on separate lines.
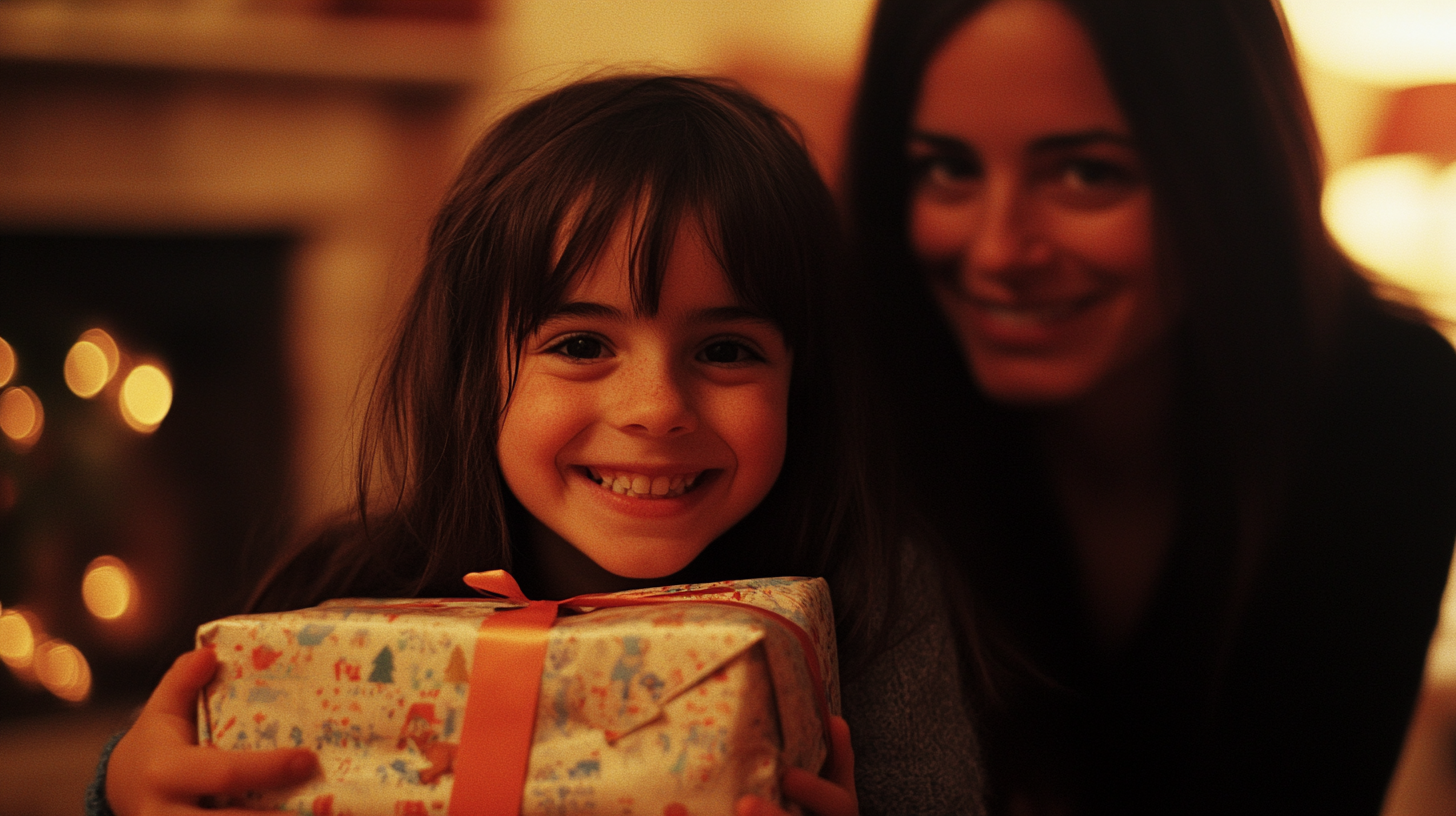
83, 328, 121, 378
34, 639, 91, 703
119, 363, 173, 433
1282, 0, 1456, 86
82, 555, 138, 621
0, 336, 14, 387
0, 385, 44, 449
1323, 153, 1456, 292
65, 329, 121, 398
0, 609, 37, 669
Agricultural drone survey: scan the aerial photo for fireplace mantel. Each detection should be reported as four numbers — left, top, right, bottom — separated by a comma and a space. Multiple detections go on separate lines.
0, 1, 489, 526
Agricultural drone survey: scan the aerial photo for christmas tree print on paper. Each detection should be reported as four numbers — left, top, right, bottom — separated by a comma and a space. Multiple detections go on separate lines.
369, 645, 395, 683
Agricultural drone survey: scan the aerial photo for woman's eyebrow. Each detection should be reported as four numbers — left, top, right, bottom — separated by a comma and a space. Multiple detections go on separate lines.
1028, 130, 1135, 152
907, 131, 968, 152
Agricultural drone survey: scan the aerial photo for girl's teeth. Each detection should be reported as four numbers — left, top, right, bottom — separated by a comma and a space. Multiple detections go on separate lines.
589, 468, 700, 499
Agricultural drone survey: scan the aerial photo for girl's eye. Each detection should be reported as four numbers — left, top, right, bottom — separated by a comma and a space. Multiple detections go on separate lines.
699, 340, 764, 365
547, 335, 609, 361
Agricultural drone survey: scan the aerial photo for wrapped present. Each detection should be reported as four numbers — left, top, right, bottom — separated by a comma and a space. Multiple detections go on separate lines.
195, 573, 838, 816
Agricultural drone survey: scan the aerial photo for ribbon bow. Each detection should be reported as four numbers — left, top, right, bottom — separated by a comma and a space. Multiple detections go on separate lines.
447, 570, 831, 816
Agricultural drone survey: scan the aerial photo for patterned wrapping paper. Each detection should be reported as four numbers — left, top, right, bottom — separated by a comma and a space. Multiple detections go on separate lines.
195, 576, 838, 816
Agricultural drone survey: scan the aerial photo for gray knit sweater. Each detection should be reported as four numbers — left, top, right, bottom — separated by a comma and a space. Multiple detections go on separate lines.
840, 550, 985, 816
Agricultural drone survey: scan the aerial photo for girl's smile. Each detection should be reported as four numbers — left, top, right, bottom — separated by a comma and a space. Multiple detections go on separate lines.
497, 217, 792, 580
582, 466, 702, 500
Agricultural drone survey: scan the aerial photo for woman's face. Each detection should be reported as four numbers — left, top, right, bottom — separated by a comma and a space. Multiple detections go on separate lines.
907, 0, 1174, 406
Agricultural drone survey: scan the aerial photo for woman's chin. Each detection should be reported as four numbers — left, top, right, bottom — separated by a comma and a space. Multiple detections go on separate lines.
971, 363, 1097, 407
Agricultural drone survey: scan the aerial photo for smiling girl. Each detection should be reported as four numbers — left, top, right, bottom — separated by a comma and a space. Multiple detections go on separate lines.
94, 75, 982, 816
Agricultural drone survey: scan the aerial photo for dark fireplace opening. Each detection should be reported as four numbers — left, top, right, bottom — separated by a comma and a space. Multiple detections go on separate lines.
0, 230, 295, 718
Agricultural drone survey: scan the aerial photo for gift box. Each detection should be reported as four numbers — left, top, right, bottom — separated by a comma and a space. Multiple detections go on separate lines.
195, 573, 838, 816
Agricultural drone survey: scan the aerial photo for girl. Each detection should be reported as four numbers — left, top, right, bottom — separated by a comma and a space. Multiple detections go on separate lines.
845, 0, 1456, 813
95, 74, 982, 816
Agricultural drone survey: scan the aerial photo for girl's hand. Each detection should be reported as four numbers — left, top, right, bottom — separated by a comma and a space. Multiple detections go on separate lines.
737, 715, 858, 816
106, 649, 319, 815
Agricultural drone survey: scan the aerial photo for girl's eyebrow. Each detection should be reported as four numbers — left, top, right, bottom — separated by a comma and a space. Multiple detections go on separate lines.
691, 305, 774, 325
548, 301, 620, 320
542, 302, 773, 325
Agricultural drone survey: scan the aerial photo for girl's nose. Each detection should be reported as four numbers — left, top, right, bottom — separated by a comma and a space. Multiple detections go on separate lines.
611, 359, 697, 437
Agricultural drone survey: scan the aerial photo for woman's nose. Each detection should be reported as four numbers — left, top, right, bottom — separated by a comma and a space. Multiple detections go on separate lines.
610, 358, 697, 437
962, 181, 1051, 285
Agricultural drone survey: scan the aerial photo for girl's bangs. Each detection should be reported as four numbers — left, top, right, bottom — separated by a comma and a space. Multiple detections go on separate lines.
511, 181, 796, 345
494, 76, 826, 370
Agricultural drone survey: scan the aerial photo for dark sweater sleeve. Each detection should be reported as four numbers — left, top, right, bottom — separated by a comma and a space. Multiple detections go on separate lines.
85, 729, 126, 816
1206, 310, 1456, 815
840, 545, 985, 816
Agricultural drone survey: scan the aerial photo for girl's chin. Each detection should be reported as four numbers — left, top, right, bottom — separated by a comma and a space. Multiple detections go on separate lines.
587, 546, 707, 583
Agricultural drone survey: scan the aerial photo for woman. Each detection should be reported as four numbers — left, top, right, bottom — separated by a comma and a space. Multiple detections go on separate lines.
845, 0, 1456, 813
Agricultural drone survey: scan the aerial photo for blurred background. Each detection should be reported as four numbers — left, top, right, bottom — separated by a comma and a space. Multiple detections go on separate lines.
0, 1, 1453, 813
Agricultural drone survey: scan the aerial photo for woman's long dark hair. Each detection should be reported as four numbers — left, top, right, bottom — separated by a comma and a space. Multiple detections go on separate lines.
251, 74, 899, 674
845, 0, 1388, 698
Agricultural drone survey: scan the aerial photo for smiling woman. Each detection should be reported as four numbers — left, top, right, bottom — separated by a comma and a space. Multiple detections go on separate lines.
905, 0, 1168, 407
846, 0, 1456, 813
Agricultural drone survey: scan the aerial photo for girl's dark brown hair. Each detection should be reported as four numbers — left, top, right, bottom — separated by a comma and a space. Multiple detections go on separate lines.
251, 74, 897, 672
844, 0, 1392, 696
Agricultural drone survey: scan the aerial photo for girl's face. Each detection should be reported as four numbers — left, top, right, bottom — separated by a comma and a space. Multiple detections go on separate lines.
497, 220, 792, 580
907, 0, 1174, 406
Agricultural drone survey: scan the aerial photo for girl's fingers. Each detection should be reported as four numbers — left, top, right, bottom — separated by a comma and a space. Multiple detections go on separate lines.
756, 716, 858, 816
736, 794, 792, 816
824, 715, 856, 791
153, 746, 318, 797
781, 767, 858, 816
148, 649, 219, 723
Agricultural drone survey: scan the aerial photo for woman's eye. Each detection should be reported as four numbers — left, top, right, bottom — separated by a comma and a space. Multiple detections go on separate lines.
547, 335, 608, 360
1061, 158, 1134, 190
912, 153, 981, 190
1043, 156, 1142, 208
908, 137, 982, 199
699, 340, 763, 365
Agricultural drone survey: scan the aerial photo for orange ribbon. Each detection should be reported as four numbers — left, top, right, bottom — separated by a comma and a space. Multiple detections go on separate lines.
445, 570, 831, 816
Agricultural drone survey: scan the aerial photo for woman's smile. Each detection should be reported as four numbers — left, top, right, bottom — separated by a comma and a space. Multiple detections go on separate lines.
908, 0, 1173, 406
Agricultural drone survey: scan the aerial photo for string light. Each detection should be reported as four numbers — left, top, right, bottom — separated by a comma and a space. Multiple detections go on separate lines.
83, 555, 138, 621
34, 639, 91, 703
0, 337, 14, 387
0, 386, 44, 450
65, 329, 121, 399
119, 363, 173, 433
